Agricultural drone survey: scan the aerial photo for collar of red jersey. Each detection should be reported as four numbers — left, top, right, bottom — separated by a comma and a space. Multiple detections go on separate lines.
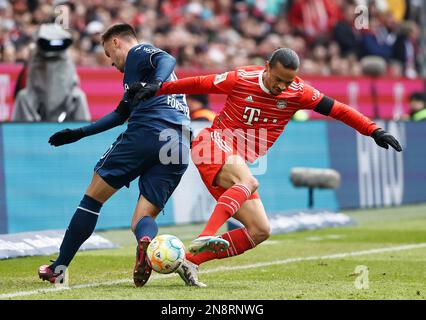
258, 70, 271, 94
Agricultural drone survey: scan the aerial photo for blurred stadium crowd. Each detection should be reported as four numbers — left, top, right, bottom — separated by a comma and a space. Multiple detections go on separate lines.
0, 0, 424, 78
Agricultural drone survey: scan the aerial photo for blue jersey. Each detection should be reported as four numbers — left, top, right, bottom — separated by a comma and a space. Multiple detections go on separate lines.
122, 43, 190, 128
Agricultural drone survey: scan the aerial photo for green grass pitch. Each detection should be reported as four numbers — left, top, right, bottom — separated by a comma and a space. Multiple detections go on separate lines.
1, 204, 426, 300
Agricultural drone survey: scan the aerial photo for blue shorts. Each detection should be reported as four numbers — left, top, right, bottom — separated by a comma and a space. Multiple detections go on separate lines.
94, 121, 190, 210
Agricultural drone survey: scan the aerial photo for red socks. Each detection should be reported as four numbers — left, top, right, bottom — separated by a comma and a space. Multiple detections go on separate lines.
199, 184, 251, 236
188, 184, 255, 265
187, 227, 256, 266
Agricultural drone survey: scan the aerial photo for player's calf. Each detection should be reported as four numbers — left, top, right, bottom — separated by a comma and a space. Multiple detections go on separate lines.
246, 223, 271, 245
186, 227, 257, 266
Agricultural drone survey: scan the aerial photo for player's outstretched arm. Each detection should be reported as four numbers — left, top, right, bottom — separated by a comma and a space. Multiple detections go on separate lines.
159, 72, 236, 96
48, 100, 130, 147
128, 71, 237, 104
312, 96, 402, 152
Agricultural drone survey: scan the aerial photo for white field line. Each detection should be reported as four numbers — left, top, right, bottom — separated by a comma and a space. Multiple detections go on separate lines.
1, 242, 426, 299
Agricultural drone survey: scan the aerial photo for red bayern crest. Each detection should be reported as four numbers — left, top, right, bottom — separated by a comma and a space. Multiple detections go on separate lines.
276, 100, 287, 109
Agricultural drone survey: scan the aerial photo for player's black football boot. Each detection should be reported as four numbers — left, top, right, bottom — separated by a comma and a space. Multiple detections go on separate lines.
133, 236, 152, 287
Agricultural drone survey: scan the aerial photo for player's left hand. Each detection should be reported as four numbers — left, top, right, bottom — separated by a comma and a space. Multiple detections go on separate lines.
48, 128, 85, 147
371, 128, 402, 152
127, 81, 162, 105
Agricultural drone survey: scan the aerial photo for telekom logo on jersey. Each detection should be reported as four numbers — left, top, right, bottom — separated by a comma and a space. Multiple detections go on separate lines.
242, 107, 261, 126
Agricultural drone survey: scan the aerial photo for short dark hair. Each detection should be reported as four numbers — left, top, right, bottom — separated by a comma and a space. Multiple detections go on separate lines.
101, 23, 137, 44
269, 48, 300, 70
409, 92, 425, 102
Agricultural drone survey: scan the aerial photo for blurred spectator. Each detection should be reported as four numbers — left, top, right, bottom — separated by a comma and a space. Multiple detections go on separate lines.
288, 0, 342, 42
392, 21, 419, 78
186, 94, 216, 121
405, 92, 426, 121
385, 0, 406, 22
12, 23, 90, 122
359, 17, 394, 60
85, 21, 104, 53
332, 2, 359, 57
0, 0, 423, 78
404, 0, 422, 23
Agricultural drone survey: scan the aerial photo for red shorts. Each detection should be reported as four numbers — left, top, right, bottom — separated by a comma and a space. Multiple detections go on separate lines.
191, 128, 260, 200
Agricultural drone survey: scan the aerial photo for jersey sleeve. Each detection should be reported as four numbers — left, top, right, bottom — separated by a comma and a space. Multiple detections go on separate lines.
298, 81, 379, 135
298, 82, 324, 110
130, 43, 163, 70
158, 70, 238, 95
328, 100, 380, 136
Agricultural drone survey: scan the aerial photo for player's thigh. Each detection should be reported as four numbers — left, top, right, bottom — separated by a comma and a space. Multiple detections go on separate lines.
133, 161, 188, 226
214, 154, 259, 192
85, 172, 118, 203
232, 198, 270, 244
94, 132, 155, 190
192, 128, 258, 193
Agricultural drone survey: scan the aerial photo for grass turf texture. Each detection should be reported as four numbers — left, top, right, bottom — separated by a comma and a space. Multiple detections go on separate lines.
0, 204, 425, 300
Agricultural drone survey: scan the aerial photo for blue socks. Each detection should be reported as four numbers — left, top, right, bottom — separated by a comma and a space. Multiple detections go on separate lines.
51, 195, 102, 270
134, 216, 158, 241
51, 195, 158, 271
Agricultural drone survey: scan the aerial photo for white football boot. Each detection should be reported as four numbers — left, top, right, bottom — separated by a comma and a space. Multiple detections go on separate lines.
176, 259, 207, 287
188, 235, 229, 255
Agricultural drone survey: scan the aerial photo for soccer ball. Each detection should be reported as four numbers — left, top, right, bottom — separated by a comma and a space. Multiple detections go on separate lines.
146, 234, 185, 274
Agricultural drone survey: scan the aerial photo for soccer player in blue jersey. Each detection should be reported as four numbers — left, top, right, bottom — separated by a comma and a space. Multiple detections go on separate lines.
38, 24, 205, 287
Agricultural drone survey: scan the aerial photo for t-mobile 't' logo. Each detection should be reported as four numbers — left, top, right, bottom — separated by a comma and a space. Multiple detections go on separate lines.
242, 106, 261, 126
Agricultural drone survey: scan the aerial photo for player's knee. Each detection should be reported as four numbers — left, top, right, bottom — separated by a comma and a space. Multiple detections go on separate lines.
130, 221, 138, 233
240, 176, 259, 194
249, 223, 271, 245
250, 177, 260, 193
257, 225, 271, 244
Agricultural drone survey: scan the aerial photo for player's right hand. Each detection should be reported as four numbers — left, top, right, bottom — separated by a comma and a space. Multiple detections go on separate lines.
48, 128, 85, 146
127, 81, 162, 106
371, 128, 402, 152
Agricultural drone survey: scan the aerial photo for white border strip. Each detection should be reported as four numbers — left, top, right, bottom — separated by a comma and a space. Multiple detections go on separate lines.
1, 242, 426, 299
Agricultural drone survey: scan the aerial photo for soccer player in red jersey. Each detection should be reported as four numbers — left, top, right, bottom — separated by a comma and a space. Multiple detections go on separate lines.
130, 48, 402, 286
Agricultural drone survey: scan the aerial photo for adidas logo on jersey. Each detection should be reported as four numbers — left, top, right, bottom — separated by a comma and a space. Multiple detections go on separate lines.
245, 96, 254, 103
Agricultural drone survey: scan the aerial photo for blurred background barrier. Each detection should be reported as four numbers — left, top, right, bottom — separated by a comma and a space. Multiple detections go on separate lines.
0, 120, 424, 235
0, 64, 424, 121
0, 230, 117, 259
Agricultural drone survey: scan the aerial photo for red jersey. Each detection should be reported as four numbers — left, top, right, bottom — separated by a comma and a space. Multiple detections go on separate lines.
159, 65, 379, 161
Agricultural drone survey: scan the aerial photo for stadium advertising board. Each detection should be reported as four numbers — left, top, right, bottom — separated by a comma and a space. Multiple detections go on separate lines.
0, 121, 424, 234
1, 64, 423, 121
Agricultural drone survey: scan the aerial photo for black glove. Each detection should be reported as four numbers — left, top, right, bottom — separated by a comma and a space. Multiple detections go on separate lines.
127, 80, 162, 106
48, 128, 85, 147
371, 128, 402, 152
